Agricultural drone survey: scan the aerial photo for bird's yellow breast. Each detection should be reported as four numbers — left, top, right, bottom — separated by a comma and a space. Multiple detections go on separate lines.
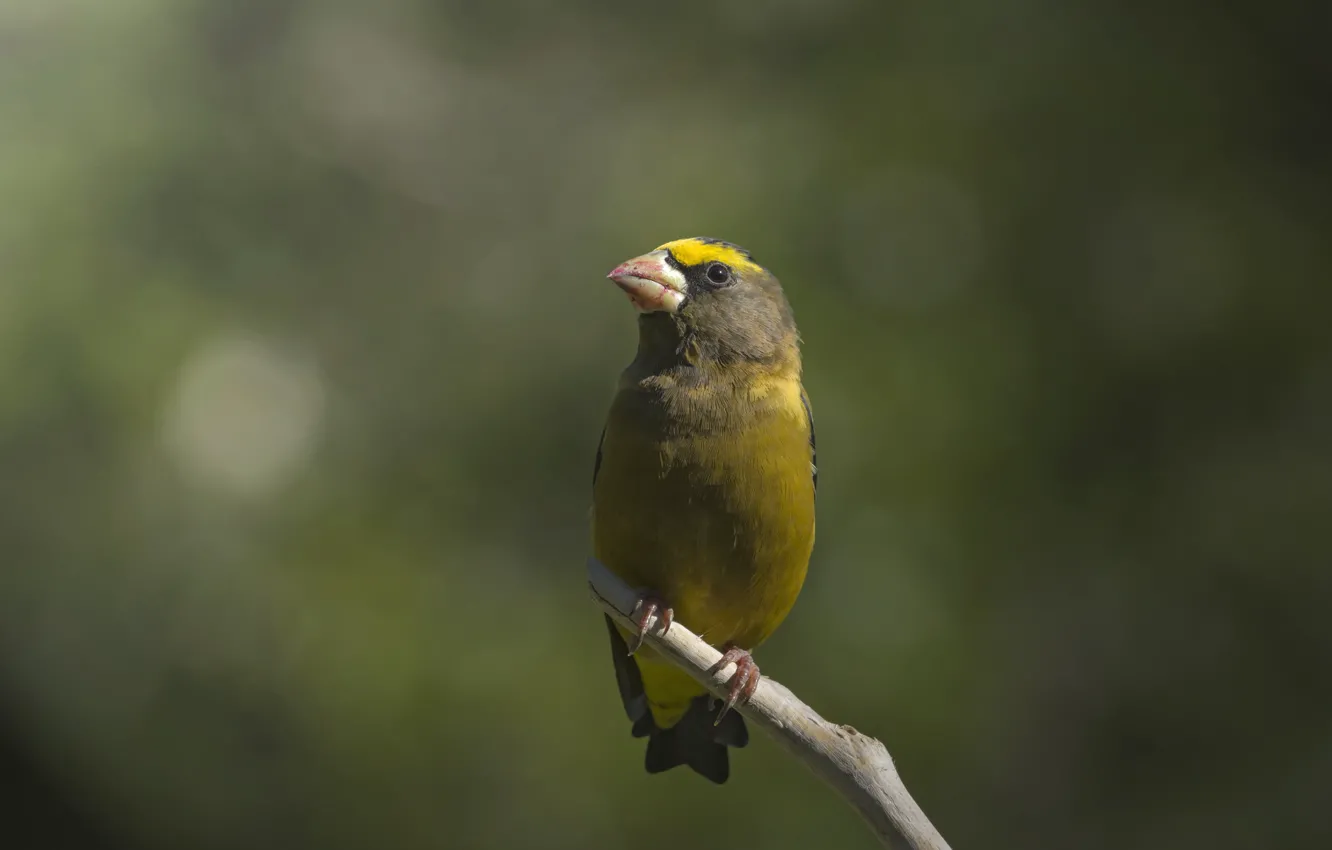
591, 370, 815, 651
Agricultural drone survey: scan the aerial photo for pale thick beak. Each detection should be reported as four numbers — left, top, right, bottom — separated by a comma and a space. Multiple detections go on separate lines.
606, 249, 688, 313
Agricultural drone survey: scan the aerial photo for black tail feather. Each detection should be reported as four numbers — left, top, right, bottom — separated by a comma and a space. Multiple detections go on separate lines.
604, 615, 749, 784
643, 695, 749, 784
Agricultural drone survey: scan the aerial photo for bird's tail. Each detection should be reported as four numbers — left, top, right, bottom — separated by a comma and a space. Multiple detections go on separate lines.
644, 694, 749, 784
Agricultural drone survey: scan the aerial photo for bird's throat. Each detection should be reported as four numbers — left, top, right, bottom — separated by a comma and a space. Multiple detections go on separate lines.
634, 312, 692, 369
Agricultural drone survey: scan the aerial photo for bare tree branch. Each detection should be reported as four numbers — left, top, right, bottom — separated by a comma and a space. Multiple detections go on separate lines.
587, 557, 952, 850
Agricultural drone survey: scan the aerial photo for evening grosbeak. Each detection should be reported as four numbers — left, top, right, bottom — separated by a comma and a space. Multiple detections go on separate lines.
592, 237, 816, 783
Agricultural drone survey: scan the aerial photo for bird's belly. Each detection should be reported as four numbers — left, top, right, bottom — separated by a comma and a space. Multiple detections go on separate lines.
592, 423, 815, 650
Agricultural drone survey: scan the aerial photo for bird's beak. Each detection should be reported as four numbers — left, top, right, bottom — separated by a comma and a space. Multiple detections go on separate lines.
607, 250, 688, 313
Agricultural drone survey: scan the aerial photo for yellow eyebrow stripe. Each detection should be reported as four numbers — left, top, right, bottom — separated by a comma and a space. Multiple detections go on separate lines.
656, 238, 762, 273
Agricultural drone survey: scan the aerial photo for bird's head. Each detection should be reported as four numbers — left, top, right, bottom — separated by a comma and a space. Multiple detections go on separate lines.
606, 237, 798, 366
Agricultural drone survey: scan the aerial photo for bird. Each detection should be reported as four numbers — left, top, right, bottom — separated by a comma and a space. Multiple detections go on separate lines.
591, 237, 817, 783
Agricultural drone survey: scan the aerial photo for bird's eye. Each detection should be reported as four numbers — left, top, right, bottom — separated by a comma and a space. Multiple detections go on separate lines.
705, 263, 731, 285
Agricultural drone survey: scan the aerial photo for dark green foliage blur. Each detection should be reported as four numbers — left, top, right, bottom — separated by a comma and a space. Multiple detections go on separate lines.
1, 1, 1328, 848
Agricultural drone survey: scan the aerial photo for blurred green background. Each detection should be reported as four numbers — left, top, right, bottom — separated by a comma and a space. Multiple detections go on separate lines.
2, 1, 1328, 848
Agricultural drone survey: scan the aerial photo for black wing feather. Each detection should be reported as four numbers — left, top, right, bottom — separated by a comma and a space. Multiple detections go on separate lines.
592, 425, 606, 488
800, 387, 817, 496
604, 615, 651, 730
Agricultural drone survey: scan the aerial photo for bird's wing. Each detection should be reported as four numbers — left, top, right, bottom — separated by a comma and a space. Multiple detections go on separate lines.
604, 615, 653, 736
591, 408, 760, 783
592, 425, 606, 488
801, 387, 817, 496
593, 423, 653, 733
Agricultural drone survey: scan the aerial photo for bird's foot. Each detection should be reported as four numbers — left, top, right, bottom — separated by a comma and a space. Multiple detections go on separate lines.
709, 644, 760, 724
627, 593, 674, 655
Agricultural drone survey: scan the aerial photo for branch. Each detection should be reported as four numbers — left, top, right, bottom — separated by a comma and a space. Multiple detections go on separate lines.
588, 557, 951, 850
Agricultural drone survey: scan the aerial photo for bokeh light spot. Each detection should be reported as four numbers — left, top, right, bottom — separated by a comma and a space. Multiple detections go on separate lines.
161, 331, 325, 498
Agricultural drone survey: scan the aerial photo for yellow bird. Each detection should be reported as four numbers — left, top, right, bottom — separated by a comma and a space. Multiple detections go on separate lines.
592, 237, 816, 783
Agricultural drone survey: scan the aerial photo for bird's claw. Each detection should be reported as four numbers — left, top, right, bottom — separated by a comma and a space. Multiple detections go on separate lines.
628, 594, 674, 655
709, 644, 760, 724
